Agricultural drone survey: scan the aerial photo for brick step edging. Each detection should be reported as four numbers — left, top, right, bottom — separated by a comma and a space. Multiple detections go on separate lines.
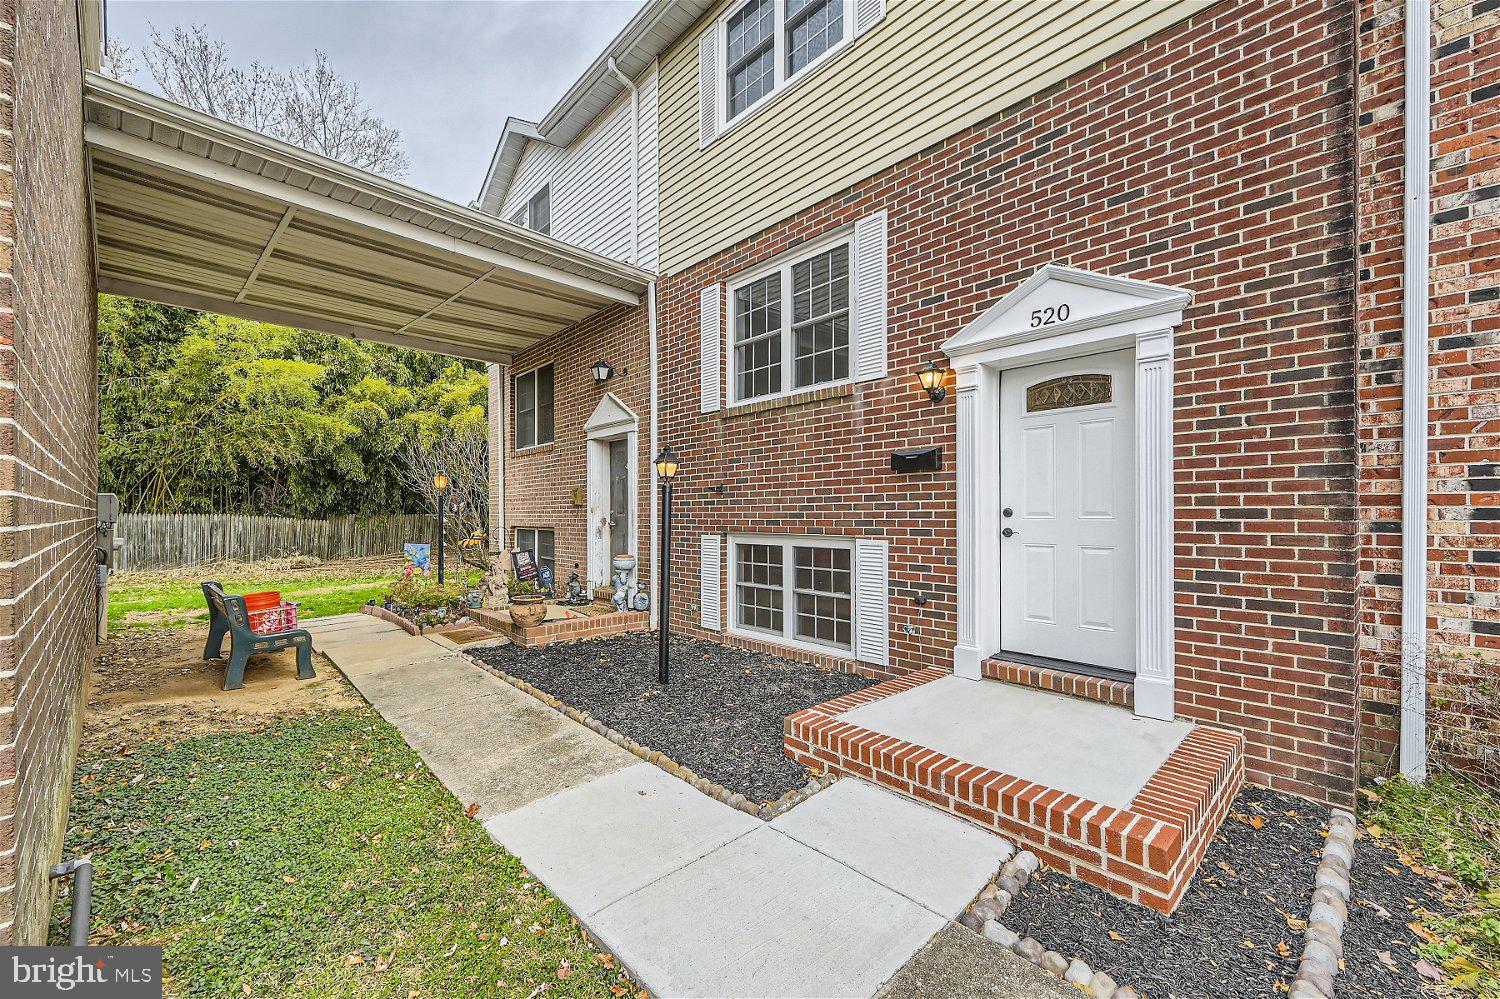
982, 657, 1134, 710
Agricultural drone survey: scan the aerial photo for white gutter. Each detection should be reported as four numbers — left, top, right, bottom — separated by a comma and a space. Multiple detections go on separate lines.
608, 57, 641, 265
1400, 0, 1432, 781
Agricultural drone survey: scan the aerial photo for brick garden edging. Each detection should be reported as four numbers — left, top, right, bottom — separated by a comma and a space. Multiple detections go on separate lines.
786, 667, 1245, 913
468, 607, 651, 647
1289, 808, 1359, 999
460, 651, 838, 819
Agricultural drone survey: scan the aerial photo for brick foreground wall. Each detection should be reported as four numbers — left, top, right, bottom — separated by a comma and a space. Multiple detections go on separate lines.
652, 0, 1362, 806
0, 0, 98, 944
503, 304, 652, 591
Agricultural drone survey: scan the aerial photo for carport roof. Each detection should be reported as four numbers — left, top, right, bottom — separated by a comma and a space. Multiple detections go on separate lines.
83, 73, 651, 364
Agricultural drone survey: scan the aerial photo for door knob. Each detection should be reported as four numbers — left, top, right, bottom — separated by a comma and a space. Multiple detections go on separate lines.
1002, 507, 1014, 518
1002, 527, 1016, 538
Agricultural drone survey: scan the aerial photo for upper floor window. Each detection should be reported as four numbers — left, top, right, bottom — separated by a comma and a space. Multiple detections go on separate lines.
729, 236, 851, 403
723, 0, 850, 123
510, 184, 551, 236
514, 363, 554, 450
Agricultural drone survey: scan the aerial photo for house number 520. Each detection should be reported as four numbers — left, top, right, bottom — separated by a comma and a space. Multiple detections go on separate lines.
1029, 304, 1071, 328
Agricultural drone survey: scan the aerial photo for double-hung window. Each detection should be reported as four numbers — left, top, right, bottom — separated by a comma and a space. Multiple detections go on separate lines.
515, 528, 555, 578
730, 238, 851, 403
723, 0, 850, 124
732, 536, 854, 653
514, 363, 554, 450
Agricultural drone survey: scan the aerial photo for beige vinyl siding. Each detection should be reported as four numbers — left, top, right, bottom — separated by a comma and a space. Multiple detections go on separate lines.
502, 62, 661, 268
657, 0, 1209, 273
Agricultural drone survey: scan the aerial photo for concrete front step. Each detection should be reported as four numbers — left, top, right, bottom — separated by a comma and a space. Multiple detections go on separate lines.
786, 668, 1244, 913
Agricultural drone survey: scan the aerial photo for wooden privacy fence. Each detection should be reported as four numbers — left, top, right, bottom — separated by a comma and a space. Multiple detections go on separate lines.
118, 513, 436, 570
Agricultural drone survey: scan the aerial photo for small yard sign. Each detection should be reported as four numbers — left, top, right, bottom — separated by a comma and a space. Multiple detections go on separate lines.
404, 543, 432, 574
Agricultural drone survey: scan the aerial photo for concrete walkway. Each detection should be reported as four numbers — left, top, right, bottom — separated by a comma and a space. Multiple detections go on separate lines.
307, 614, 1045, 998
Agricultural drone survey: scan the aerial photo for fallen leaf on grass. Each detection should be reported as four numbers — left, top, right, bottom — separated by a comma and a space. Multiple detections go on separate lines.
1415, 959, 1444, 981
342, 953, 364, 966
465, 803, 481, 819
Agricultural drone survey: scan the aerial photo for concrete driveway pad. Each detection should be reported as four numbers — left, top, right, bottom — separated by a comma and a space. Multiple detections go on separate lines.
485, 763, 761, 915
770, 778, 1014, 916
590, 825, 945, 999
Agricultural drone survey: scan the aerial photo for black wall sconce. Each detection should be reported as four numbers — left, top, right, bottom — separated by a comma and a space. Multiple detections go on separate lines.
916, 361, 948, 403
592, 359, 626, 383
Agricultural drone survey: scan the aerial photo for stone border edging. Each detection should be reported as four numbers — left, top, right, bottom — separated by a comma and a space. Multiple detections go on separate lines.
459, 651, 838, 820
1289, 807, 1358, 999
957, 852, 1147, 999
360, 601, 474, 637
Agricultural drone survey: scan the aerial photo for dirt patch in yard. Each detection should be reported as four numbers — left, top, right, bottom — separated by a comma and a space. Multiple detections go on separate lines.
84, 626, 361, 755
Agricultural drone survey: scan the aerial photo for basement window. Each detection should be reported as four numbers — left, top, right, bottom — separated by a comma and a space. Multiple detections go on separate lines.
514, 363, 554, 450
731, 536, 853, 653
515, 527, 555, 579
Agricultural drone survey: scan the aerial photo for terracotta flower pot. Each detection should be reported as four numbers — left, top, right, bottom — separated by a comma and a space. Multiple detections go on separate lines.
508, 594, 546, 628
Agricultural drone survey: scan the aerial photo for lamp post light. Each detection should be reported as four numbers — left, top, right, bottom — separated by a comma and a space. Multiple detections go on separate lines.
433, 473, 450, 584
653, 446, 680, 685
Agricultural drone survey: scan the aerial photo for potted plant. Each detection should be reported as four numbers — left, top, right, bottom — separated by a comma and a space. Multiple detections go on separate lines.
507, 578, 546, 628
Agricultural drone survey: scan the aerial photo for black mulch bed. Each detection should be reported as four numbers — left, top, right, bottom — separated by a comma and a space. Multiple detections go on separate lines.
1002, 784, 1455, 999
471, 632, 873, 802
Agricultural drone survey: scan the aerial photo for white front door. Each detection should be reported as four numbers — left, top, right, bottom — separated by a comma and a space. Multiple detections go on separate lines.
999, 349, 1136, 672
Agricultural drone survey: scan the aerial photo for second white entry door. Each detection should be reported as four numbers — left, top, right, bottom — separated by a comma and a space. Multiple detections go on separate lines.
999, 349, 1136, 673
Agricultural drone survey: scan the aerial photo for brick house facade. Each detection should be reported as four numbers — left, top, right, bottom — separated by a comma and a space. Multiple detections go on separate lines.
487, 0, 1496, 816
0, 0, 100, 944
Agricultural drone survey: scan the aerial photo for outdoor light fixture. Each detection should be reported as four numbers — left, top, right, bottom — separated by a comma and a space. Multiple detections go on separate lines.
591, 359, 616, 383
654, 446, 680, 481
433, 473, 450, 584
916, 361, 948, 403
654, 446, 680, 685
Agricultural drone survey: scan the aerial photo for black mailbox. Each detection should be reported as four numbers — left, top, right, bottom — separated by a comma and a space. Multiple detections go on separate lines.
891, 446, 942, 473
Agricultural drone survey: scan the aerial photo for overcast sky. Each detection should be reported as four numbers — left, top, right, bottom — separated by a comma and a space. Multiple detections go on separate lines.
105, 1, 646, 204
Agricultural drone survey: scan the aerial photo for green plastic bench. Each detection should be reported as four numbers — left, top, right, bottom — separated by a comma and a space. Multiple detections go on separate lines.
201, 581, 315, 691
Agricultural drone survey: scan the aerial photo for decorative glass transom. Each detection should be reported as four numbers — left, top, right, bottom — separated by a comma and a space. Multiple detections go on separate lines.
1026, 373, 1112, 413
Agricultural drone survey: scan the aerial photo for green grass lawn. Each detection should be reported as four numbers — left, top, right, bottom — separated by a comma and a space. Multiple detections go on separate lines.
107, 567, 401, 632
57, 709, 638, 998
1364, 772, 1500, 997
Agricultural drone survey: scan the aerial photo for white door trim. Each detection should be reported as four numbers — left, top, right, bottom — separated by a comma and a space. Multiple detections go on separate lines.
943, 265, 1190, 721
584, 392, 640, 587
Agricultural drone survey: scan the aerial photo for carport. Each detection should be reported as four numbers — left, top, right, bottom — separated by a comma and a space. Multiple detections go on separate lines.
82, 72, 651, 364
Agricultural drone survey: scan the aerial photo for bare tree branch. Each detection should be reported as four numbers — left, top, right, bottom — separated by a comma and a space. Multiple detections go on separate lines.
101, 38, 137, 83
398, 435, 491, 573
141, 25, 409, 179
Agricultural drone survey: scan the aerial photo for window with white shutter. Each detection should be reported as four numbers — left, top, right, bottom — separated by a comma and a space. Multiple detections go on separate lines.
700, 284, 723, 413
728, 535, 886, 663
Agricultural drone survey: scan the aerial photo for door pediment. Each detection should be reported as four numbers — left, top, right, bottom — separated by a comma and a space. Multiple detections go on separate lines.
943, 265, 1191, 359
584, 391, 639, 439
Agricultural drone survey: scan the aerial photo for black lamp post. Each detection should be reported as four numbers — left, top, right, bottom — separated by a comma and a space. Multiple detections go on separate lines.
653, 446, 679, 685
433, 473, 450, 584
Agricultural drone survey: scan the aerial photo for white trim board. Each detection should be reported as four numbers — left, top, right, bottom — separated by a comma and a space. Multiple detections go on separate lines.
942, 264, 1190, 722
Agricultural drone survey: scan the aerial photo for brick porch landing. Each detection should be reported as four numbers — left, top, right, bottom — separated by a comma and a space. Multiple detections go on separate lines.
785, 668, 1244, 913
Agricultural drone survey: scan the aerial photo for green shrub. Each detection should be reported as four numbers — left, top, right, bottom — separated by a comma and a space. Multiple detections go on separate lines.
384, 575, 468, 609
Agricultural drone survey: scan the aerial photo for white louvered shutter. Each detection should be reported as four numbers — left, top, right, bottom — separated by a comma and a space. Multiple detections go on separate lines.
854, 0, 887, 36
854, 539, 889, 668
700, 535, 723, 630
700, 284, 723, 413
698, 28, 720, 147
853, 210, 889, 382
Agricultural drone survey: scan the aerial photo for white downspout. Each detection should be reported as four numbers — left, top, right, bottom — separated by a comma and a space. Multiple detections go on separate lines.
1399, 0, 1431, 781
608, 58, 640, 265
610, 58, 657, 628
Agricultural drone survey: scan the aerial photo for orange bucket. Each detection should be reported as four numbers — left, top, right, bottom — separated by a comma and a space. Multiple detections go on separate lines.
243, 591, 281, 611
